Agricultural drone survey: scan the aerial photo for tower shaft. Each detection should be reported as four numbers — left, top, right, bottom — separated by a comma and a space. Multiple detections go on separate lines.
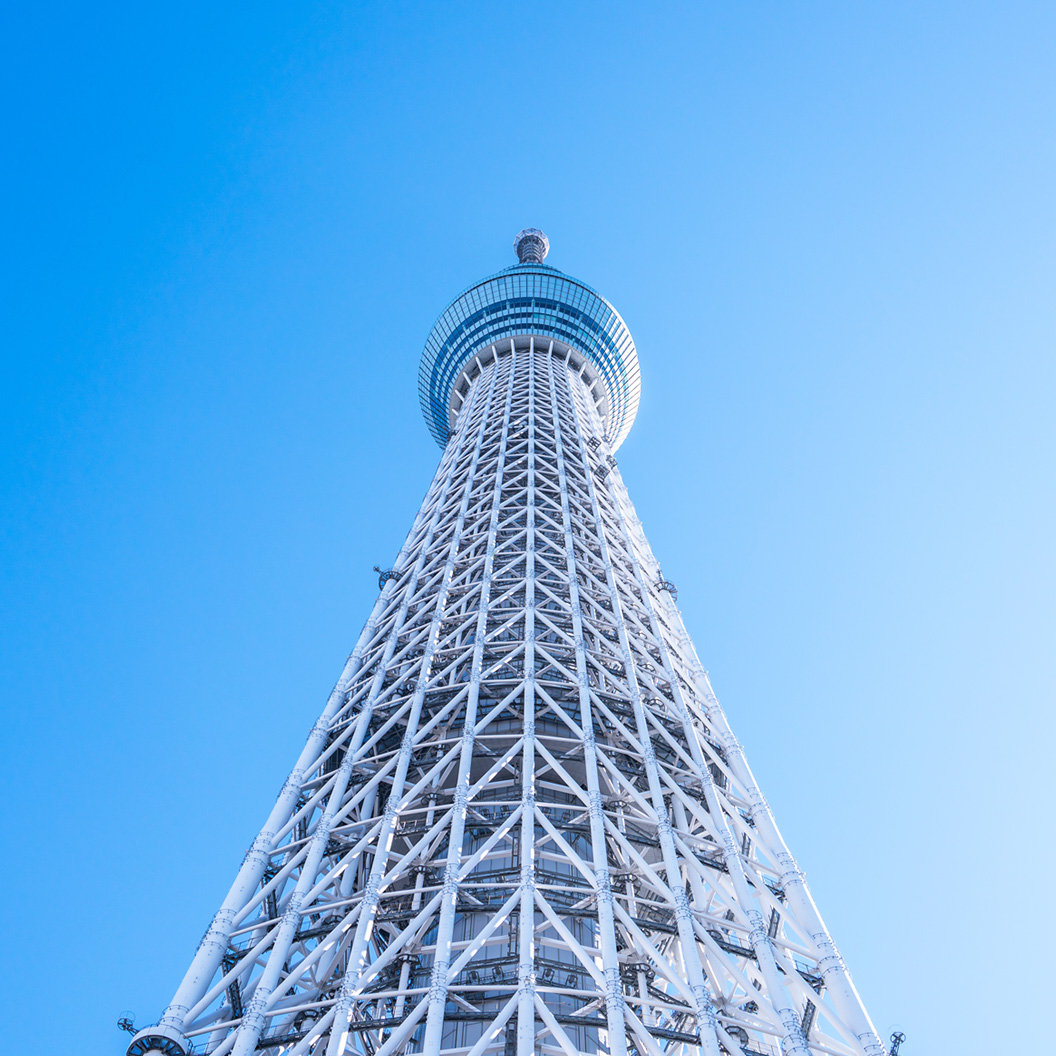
128, 245, 885, 1056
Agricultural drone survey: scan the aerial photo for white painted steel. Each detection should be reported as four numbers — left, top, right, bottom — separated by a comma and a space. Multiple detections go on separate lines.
130, 332, 884, 1056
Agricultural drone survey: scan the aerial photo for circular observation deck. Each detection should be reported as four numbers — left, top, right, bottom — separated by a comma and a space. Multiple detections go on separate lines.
419, 231, 641, 450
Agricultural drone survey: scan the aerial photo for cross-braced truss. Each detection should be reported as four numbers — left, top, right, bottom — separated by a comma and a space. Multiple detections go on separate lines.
132, 340, 885, 1056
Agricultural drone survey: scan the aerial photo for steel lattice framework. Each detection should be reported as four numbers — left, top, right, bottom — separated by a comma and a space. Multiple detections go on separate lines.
128, 234, 886, 1056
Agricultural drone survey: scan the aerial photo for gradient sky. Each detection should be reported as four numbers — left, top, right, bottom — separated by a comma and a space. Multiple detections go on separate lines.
3, 4, 1054, 1055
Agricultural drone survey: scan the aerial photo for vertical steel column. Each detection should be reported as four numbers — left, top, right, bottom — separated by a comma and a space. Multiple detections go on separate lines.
697, 669, 887, 1056
607, 465, 886, 1056
419, 349, 518, 1054
594, 459, 808, 1056
515, 343, 538, 1056
547, 352, 629, 1056
151, 414, 468, 1047
565, 378, 725, 1056
326, 355, 505, 1056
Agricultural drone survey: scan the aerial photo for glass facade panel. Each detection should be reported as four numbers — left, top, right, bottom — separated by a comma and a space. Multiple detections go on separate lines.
419, 262, 641, 450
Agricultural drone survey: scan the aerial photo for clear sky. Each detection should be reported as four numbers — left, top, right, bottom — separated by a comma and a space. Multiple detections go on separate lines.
2, 4, 1053, 1054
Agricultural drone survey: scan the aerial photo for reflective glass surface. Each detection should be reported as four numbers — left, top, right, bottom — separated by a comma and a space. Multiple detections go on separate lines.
419, 263, 641, 449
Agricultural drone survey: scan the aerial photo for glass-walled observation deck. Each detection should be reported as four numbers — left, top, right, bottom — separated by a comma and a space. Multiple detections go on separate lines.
419, 260, 641, 450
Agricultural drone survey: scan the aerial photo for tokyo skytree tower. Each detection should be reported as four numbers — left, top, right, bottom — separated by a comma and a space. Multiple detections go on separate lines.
127, 230, 886, 1056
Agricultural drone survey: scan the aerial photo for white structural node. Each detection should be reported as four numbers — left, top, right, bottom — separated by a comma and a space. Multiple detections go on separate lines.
128, 234, 886, 1056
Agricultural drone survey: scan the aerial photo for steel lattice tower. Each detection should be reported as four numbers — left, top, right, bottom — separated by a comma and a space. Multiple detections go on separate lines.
128, 231, 886, 1056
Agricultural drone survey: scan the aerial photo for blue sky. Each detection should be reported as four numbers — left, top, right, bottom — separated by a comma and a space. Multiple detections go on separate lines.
2, 4, 1054, 1054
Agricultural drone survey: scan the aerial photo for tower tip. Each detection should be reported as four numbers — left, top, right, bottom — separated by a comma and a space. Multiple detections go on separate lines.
513, 228, 549, 264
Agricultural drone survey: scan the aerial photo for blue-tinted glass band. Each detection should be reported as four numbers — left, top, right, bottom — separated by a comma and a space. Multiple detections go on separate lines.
419, 263, 640, 450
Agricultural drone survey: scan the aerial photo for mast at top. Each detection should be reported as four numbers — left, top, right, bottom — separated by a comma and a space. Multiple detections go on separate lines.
513, 227, 550, 263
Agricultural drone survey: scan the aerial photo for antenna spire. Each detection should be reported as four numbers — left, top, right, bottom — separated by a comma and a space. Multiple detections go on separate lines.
513, 227, 549, 263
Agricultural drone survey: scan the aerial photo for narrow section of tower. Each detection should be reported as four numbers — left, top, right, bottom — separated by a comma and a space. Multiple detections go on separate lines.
127, 234, 886, 1056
